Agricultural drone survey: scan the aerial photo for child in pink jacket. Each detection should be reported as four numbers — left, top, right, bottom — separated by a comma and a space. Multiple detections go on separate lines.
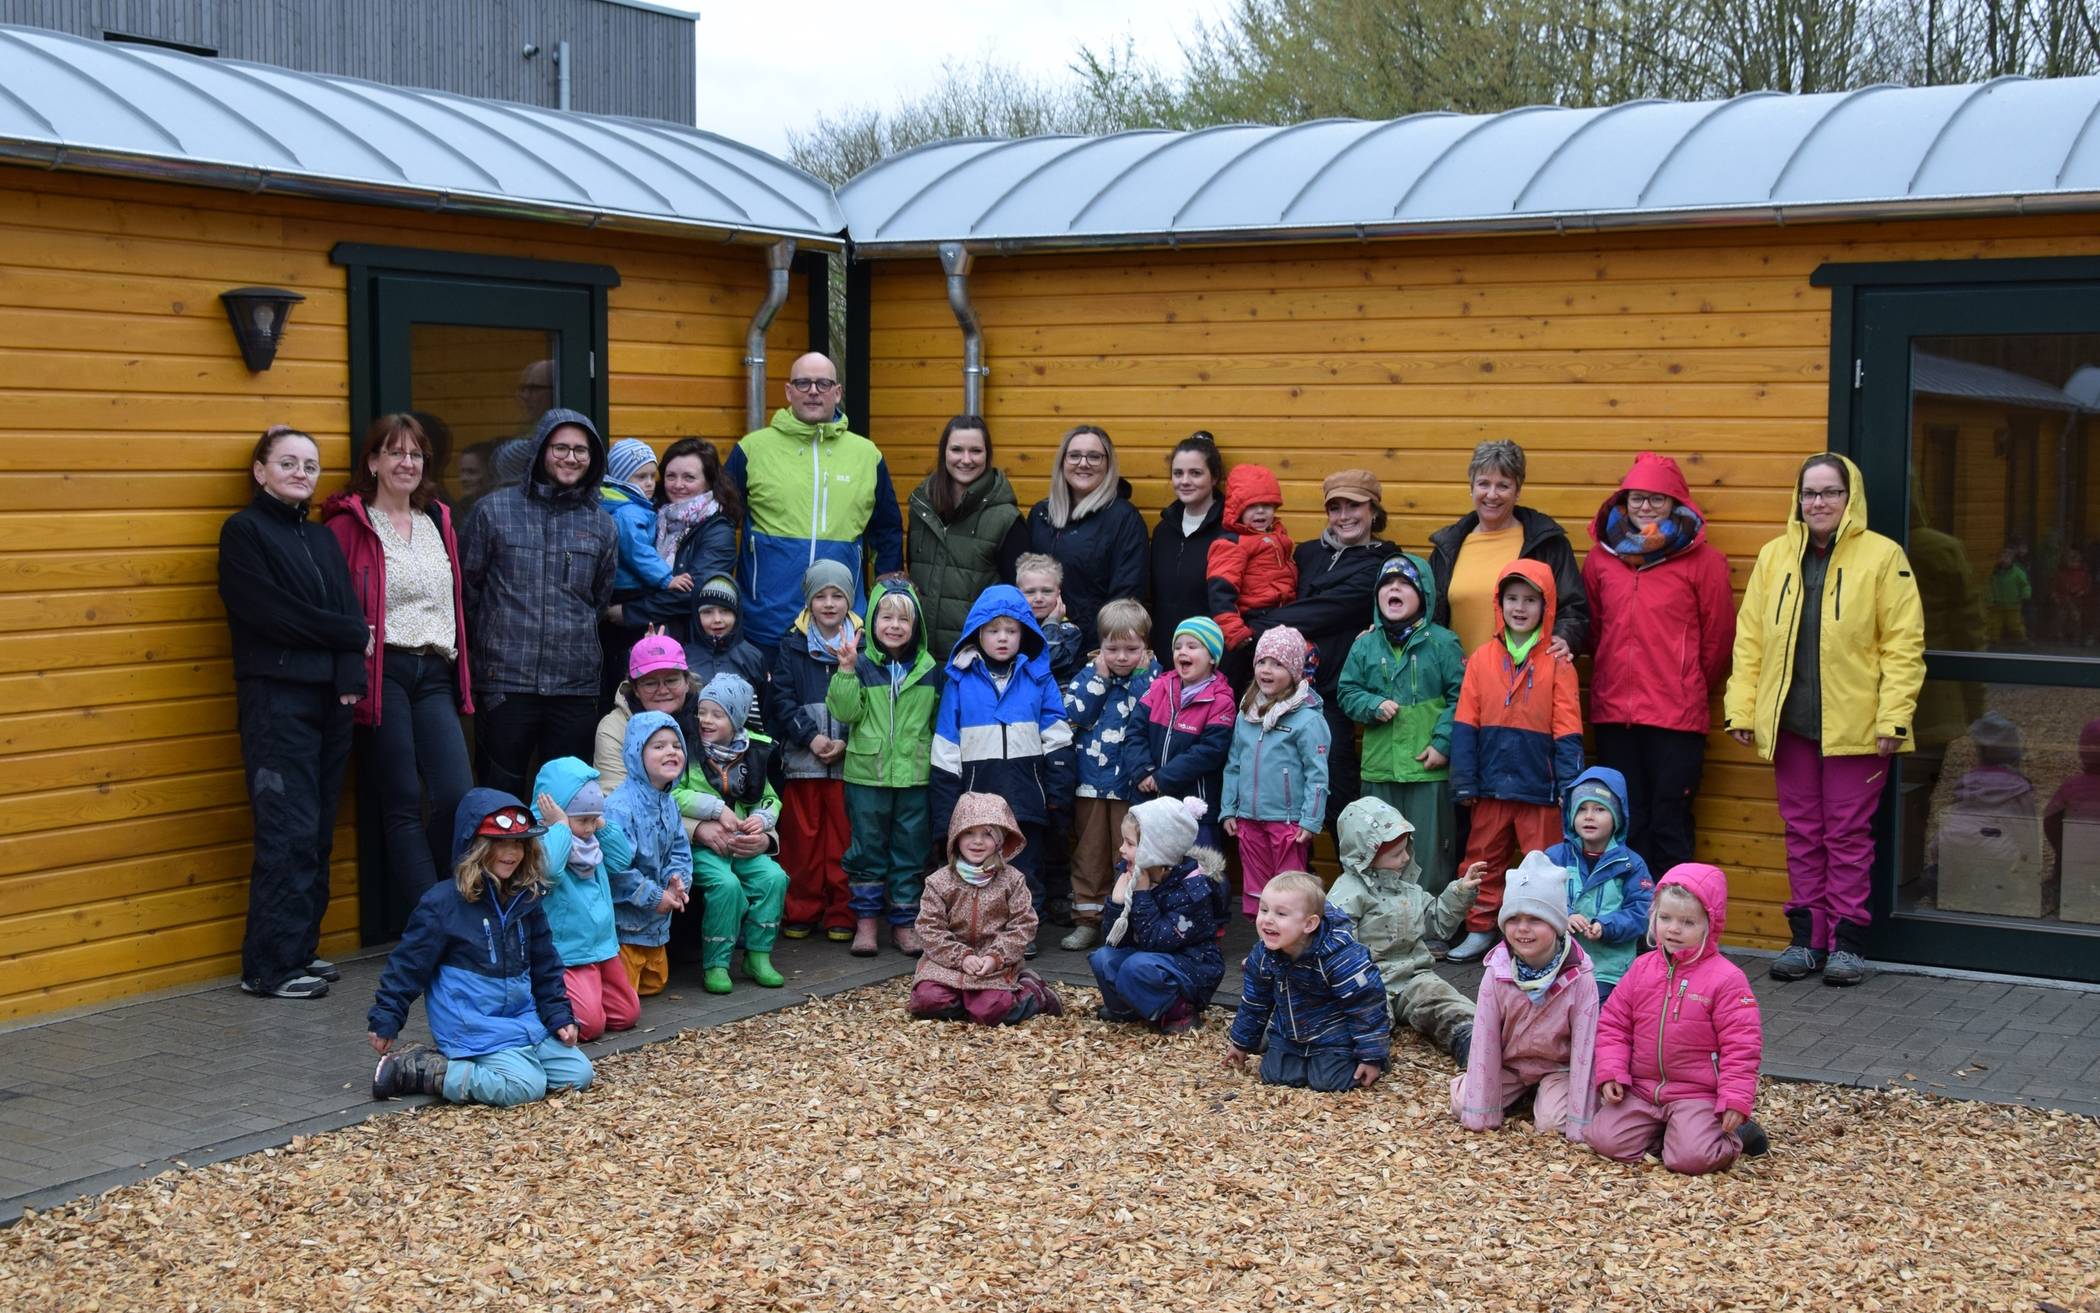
1450, 850, 1599, 1142
1589, 862, 1769, 1173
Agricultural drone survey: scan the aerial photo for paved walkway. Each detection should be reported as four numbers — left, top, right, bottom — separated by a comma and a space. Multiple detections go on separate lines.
4, 926, 2097, 1220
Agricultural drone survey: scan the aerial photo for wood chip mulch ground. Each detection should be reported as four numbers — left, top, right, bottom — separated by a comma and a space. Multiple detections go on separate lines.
4, 981, 2098, 1312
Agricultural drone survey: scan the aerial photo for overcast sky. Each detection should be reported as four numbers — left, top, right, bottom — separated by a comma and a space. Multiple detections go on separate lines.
652, 0, 1221, 156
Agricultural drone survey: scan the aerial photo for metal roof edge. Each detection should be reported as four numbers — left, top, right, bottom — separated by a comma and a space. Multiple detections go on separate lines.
594, 0, 699, 23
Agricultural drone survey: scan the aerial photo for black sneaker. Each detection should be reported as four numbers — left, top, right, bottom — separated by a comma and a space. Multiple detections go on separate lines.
1734, 1118, 1770, 1157
1023, 937, 1040, 960
306, 958, 341, 983
372, 1046, 449, 1100
241, 974, 329, 999
1044, 897, 1076, 928
1448, 1022, 1474, 1070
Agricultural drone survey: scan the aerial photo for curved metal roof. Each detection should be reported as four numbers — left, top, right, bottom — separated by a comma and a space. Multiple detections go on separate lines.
0, 23, 842, 245
840, 76, 2100, 254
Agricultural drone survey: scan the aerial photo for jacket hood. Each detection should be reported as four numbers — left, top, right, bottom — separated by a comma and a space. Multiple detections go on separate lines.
1491, 557, 1559, 644
1370, 550, 1439, 625
317, 490, 367, 526
1786, 453, 1868, 547
1953, 766, 2035, 809
949, 583, 1047, 664
946, 790, 1028, 863
768, 405, 854, 443
620, 710, 685, 791
531, 757, 602, 818
1589, 452, 1708, 541
864, 573, 933, 670
1337, 795, 1417, 886
451, 786, 532, 863
1222, 465, 1286, 533
526, 407, 606, 506
1656, 862, 1729, 963
1561, 764, 1631, 847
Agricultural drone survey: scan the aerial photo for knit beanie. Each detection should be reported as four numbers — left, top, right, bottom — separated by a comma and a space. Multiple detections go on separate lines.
1253, 625, 1309, 676
1566, 778, 1622, 839
1375, 554, 1426, 614
697, 673, 755, 732
566, 780, 606, 817
606, 437, 656, 487
1174, 616, 1226, 664
1131, 796, 1206, 872
628, 633, 687, 680
802, 558, 856, 604
1499, 850, 1571, 935
696, 575, 740, 613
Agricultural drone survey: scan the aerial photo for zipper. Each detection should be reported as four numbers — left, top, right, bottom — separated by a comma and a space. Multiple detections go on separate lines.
1834, 567, 1844, 621
809, 441, 822, 565
1772, 574, 1791, 625
482, 917, 497, 967
1654, 965, 1681, 1104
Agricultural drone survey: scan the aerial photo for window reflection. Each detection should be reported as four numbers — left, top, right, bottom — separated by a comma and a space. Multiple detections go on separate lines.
407, 324, 558, 514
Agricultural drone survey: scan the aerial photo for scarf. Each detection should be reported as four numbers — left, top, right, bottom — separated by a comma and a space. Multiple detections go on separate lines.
957, 857, 996, 888
654, 492, 718, 564
1242, 677, 1311, 731
1503, 626, 1542, 668
1381, 616, 1419, 647
703, 734, 748, 765
1602, 502, 1701, 569
566, 830, 602, 874
1511, 936, 1573, 1003
805, 615, 858, 661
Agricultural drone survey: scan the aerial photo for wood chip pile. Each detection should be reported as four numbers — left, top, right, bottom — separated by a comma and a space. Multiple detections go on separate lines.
4, 982, 2097, 1312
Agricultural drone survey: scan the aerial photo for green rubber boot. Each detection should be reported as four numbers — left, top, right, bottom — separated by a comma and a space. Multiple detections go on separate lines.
741, 951, 784, 988
702, 966, 733, 995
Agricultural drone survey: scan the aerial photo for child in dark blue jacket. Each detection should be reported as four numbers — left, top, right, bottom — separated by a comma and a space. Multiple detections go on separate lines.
368, 790, 593, 1106
1089, 795, 1227, 1034
1061, 598, 1160, 950
930, 584, 1076, 941
1545, 766, 1655, 1006
1226, 872, 1390, 1092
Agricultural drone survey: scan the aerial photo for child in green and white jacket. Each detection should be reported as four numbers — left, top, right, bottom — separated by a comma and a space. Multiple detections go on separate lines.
670, 673, 789, 996
1338, 552, 1467, 895
826, 574, 943, 958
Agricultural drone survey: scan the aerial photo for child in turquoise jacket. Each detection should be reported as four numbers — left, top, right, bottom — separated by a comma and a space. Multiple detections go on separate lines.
532, 757, 639, 1041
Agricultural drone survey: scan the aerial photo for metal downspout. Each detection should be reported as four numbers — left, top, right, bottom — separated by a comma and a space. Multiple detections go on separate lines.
744, 238, 798, 432
939, 241, 987, 414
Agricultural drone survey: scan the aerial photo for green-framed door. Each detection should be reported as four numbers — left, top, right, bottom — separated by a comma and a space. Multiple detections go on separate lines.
1849, 280, 2100, 981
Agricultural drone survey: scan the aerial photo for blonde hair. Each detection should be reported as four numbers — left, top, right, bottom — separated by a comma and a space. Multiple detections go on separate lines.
1263, 871, 1327, 917
454, 835, 550, 903
1045, 425, 1120, 528
873, 590, 918, 623
1096, 598, 1152, 642
1647, 882, 1707, 938
1014, 552, 1063, 585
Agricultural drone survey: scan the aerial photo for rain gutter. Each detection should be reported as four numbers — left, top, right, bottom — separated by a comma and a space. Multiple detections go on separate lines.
744, 238, 797, 432
939, 241, 987, 415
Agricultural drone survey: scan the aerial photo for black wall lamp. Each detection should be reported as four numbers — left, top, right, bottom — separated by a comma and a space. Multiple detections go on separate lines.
221, 287, 304, 372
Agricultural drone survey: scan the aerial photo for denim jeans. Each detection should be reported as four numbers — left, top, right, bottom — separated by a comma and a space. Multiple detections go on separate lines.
360, 648, 472, 926
236, 677, 353, 989
440, 1035, 595, 1107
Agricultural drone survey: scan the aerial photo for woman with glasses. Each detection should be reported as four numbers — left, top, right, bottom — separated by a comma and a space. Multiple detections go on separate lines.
1725, 453, 1924, 988
322, 414, 476, 937
1025, 425, 1150, 650
1579, 453, 1735, 879
1427, 440, 1589, 659
218, 425, 372, 1000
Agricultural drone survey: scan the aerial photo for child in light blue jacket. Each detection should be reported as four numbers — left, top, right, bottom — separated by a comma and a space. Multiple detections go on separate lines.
601, 710, 692, 998
1220, 625, 1330, 919
532, 756, 639, 1041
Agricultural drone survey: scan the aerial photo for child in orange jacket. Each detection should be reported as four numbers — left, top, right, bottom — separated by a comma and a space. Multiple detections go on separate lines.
1205, 464, 1299, 659
1445, 559, 1584, 962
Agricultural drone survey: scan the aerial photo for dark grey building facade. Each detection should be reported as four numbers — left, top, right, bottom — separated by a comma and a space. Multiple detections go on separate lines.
0, 0, 696, 123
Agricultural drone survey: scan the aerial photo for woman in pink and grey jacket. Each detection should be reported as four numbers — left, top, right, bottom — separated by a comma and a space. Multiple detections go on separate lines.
1588, 862, 1769, 1174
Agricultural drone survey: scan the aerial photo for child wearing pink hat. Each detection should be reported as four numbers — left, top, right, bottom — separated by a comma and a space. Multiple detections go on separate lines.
1219, 625, 1331, 917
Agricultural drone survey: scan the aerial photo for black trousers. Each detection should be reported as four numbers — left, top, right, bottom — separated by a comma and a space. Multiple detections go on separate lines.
1591, 723, 1708, 878
237, 677, 354, 989
474, 691, 598, 800
358, 649, 473, 934
1319, 695, 1360, 837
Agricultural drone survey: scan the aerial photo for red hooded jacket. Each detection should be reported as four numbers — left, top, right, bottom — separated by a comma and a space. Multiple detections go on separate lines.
321, 492, 474, 729
1205, 465, 1298, 649
1581, 453, 1735, 734
1593, 862, 1763, 1119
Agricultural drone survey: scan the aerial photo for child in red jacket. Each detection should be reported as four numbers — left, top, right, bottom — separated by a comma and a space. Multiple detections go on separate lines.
1205, 464, 1298, 685
1589, 863, 1769, 1173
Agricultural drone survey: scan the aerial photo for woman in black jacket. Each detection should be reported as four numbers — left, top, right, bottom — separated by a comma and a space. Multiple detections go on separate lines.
1026, 424, 1150, 650
218, 425, 372, 1000
1426, 439, 1588, 659
1147, 431, 1227, 667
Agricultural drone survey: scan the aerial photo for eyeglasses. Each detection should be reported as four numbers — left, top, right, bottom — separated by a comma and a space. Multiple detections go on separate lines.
788, 378, 840, 394
381, 448, 426, 463
547, 443, 592, 461
1800, 488, 1847, 504
1065, 450, 1108, 466
636, 673, 687, 693
1625, 493, 1674, 511
269, 457, 322, 476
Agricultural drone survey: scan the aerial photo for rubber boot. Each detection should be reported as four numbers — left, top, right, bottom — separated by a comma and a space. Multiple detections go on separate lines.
702, 966, 733, 994
1448, 1022, 1474, 1070
1734, 1119, 1771, 1157
372, 1045, 448, 1100
741, 951, 784, 988
850, 916, 880, 957
1767, 909, 1826, 981
892, 924, 923, 957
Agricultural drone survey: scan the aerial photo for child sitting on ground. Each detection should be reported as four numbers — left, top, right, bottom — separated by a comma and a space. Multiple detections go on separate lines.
1136, 617, 1237, 849
671, 674, 789, 994
1205, 463, 1298, 683
908, 792, 1063, 1025
1590, 864, 1769, 1172
1225, 871, 1389, 1091
1220, 626, 1331, 919
1015, 552, 1084, 687
1338, 553, 1467, 898
1447, 560, 1584, 962
602, 710, 691, 998
532, 758, 640, 1042
826, 575, 942, 957
1330, 796, 1482, 1066
1089, 795, 1227, 1033
369, 791, 593, 1105
1546, 768, 1654, 1007
770, 559, 859, 941
1061, 598, 1161, 951
1451, 851, 1599, 1142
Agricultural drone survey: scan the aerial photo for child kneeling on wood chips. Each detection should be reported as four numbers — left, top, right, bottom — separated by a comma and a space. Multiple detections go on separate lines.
1088, 795, 1228, 1034
369, 791, 592, 1105
1225, 872, 1389, 1091
907, 792, 1063, 1025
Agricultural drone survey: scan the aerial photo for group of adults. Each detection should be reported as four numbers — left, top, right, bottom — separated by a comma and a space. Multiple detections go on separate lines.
219, 343, 1926, 1001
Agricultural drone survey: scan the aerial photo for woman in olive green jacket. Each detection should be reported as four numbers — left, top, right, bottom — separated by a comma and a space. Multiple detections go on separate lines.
908, 416, 1028, 659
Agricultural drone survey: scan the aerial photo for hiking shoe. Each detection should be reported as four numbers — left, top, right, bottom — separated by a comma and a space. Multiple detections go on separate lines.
1023, 937, 1039, 960
1020, 970, 1064, 1018
825, 925, 855, 944
1424, 937, 1452, 961
1734, 1119, 1770, 1157
1444, 931, 1496, 963
1059, 923, 1100, 952
1448, 1022, 1474, 1070
372, 1045, 448, 1100
892, 925, 924, 957
1822, 949, 1869, 986
740, 951, 784, 988
241, 974, 329, 999
781, 923, 814, 940
1156, 999, 1198, 1035
306, 958, 341, 982
850, 918, 880, 957
1768, 945, 1826, 981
